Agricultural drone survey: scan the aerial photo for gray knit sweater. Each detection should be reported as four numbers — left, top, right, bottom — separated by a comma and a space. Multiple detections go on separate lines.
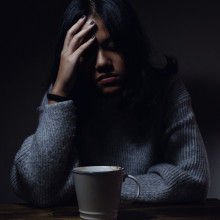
11, 77, 210, 207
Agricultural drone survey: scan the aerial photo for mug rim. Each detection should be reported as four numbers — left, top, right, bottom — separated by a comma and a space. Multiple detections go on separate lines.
72, 166, 124, 174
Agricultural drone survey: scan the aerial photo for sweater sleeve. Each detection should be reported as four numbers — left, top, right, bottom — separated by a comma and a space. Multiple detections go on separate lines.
121, 78, 210, 203
11, 92, 79, 207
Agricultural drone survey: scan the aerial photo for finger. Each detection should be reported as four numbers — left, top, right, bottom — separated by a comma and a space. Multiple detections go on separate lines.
63, 16, 87, 50
72, 35, 96, 59
68, 21, 95, 53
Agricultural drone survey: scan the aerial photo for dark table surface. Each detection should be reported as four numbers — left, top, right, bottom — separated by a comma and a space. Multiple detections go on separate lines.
1, 199, 220, 219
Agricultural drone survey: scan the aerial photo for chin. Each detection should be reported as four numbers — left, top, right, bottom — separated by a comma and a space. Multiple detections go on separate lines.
97, 86, 122, 96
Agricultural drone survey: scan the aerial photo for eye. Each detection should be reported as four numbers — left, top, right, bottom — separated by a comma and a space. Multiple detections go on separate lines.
105, 41, 118, 52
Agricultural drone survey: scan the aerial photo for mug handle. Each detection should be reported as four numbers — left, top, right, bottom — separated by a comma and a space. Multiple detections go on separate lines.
121, 174, 140, 204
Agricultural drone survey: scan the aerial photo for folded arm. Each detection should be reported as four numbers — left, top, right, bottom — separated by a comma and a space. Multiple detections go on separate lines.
121, 80, 210, 203
11, 97, 78, 207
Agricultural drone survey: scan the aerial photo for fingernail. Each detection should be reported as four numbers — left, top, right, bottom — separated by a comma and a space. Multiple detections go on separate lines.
81, 14, 85, 19
90, 21, 94, 25
91, 35, 95, 39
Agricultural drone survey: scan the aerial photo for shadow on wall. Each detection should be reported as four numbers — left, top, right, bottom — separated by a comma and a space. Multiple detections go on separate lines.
185, 79, 220, 199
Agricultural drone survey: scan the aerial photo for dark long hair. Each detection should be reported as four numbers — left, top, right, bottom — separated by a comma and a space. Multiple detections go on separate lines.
48, 0, 177, 108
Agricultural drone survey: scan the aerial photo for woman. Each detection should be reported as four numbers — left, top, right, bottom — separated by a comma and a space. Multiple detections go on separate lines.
11, 0, 210, 207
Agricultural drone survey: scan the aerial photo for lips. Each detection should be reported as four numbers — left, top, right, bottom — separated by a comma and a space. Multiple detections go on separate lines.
96, 73, 120, 85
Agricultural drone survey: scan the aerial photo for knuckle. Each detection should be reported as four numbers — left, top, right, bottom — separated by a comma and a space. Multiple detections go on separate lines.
67, 28, 73, 34
78, 47, 84, 53
73, 34, 80, 42
79, 44, 87, 51
74, 49, 82, 57
61, 50, 67, 57
60, 53, 65, 59
66, 30, 71, 36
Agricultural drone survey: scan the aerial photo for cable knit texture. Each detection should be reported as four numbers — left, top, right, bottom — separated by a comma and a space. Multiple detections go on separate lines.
11, 77, 210, 207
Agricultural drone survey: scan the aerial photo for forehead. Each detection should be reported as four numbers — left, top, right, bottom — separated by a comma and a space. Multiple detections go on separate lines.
82, 14, 110, 42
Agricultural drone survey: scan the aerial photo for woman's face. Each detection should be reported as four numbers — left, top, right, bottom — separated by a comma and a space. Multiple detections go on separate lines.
81, 15, 126, 96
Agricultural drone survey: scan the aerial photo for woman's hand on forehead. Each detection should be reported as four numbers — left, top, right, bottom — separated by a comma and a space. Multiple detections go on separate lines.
49, 16, 96, 101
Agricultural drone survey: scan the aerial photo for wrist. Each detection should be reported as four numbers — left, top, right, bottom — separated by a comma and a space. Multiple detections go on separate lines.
47, 93, 71, 103
51, 83, 71, 98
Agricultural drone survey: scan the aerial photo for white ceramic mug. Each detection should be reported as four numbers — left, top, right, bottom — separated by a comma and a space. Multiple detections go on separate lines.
72, 166, 140, 220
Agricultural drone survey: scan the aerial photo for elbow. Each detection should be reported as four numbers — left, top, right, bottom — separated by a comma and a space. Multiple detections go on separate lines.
11, 166, 56, 208
190, 172, 210, 202
187, 184, 209, 202
177, 177, 210, 203
11, 184, 60, 208
179, 165, 210, 202
193, 179, 210, 202
11, 172, 74, 208
11, 183, 61, 208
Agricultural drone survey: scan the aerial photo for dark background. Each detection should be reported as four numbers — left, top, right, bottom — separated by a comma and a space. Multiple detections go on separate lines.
1, 0, 220, 203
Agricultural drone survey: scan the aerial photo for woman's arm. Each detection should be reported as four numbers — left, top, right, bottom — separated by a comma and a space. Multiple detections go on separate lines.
11, 93, 79, 207
11, 16, 97, 207
121, 79, 210, 203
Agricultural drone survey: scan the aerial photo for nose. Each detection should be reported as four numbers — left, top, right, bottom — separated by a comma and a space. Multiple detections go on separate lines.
95, 49, 111, 71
